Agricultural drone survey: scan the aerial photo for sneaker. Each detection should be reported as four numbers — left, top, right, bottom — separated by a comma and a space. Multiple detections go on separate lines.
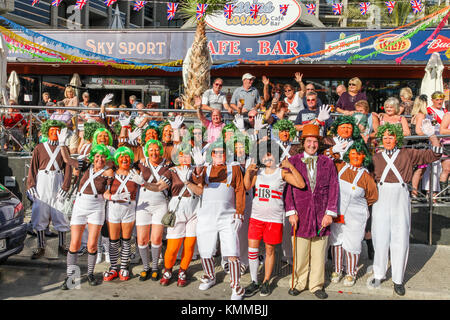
139, 270, 151, 282
331, 272, 343, 283
119, 269, 130, 281
77, 246, 88, 257
198, 275, 216, 291
394, 283, 405, 296
231, 286, 245, 300
244, 281, 260, 297
259, 281, 271, 297
222, 262, 230, 274
177, 269, 187, 287
343, 275, 355, 287
31, 248, 45, 260
87, 274, 99, 286
240, 264, 247, 276
103, 269, 118, 281
151, 268, 161, 281
160, 269, 172, 286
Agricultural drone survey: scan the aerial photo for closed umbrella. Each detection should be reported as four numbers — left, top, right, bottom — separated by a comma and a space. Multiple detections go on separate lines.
0, 34, 8, 105
7, 70, 20, 103
69, 73, 82, 97
420, 52, 444, 106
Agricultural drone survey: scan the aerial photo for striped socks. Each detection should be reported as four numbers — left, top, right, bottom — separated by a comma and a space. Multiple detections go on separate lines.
120, 238, 131, 270
151, 243, 162, 271
37, 230, 45, 248
229, 259, 241, 289
201, 257, 216, 280
332, 245, 344, 274
87, 251, 97, 275
138, 244, 150, 272
66, 250, 78, 277
109, 239, 120, 270
248, 247, 259, 284
345, 251, 360, 277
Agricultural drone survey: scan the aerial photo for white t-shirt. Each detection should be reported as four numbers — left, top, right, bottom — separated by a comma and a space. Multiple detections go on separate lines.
285, 93, 304, 121
201, 89, 227, 111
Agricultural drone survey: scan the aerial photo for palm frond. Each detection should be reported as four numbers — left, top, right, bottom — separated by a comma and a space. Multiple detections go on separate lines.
179, 0, 233, 21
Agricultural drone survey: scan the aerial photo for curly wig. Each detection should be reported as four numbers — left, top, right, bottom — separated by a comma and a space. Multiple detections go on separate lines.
188, 124, 207, 142
88, 143, 113, 163
376, 123, 404, 147
83, 122, 105, 142
41, 120, 66, 137
330, 115, 361, 140
113, 146, 135, 166
222, 122, 238, 139
141, 125, 160, 144
342, 139, 372, 168
143, 139, 164, 158
272, 119, 296, 139
92, 128, 113, 146
172, 141, 193, 166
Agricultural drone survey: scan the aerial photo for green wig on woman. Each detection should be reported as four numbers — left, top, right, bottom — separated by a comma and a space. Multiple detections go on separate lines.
88, 143, 113, 163
113, 146, 135, 166
83, 122, 105, 142
92, 128, 113, 146
375, 122, 404, 148
329, 115, 361, 140
342, 139, 372, 168
143, 139, 164, 157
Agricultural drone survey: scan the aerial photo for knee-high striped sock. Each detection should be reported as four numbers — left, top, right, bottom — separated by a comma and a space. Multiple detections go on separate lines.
138, 244, 150, 271
248, 247, 259, 284
66, 250, 78, 277
58, 232, 66, 248
332, 245, 343, 274
345, 251, 360, 277
37, 230, 45, 248
87, 251, 97, 275
120, 238, 131, 270
151, 243, 162, 271
201, 257, 216, 280
109, 239, 120, 270
229, 259, 241, 289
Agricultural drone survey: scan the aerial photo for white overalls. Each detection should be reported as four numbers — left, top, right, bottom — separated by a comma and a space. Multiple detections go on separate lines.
107, 173, 137, 224
71, 166, 108, 226
330, 165, 369, 254
135, 160, 168, 226
196, 164, 239, 258
31, 142, 69, 232
371, 150, 411, 284
166, 167, 199, 239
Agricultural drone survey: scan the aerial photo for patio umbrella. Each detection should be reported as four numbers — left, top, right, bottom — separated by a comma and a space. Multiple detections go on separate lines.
420, 52, 444, 106
7, 70, 20, 103
69, 73, 82, 97
0, 35, 8, 105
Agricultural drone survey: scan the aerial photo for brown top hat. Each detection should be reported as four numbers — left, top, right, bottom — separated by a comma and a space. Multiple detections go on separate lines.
300, 124, 321, 139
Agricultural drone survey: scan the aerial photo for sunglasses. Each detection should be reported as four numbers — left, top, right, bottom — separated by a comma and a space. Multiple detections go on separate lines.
248, 116, 255, 119
285, 89, 292, 92
349, 83, 357, 86
307, 99, 316, 102
214, 83, 223, 87
212, 150, 224, 155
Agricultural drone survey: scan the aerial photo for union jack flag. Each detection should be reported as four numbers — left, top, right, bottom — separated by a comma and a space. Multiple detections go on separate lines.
279, 4, 289, 16
385, 1, 396, 14
51, 0, 62, 6
196, 3, 208, 20
359, 2, 370, 15
31, 0, 40, 6
332, 3, 343, 15
410, 0, 423, 14
224, 4, 235, 19
305, 3, 316, 15
167, 3, 179, 21
133, 1, 145, 11
75, 0, 87, 10
104, 0, 117, 7
250, 4, 261, 19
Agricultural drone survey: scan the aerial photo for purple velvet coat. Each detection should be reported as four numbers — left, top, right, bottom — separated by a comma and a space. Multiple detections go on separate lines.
284, 152, 339, 239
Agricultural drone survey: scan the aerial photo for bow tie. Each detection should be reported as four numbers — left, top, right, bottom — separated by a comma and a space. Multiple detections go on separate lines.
302, 156, 317, 171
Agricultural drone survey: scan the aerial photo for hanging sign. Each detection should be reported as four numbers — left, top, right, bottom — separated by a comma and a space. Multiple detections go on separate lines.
205, 0, 301, 37
374, 34, 411, 55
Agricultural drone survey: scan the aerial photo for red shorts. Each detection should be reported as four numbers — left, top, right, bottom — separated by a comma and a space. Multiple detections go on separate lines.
248, 218, 283, 245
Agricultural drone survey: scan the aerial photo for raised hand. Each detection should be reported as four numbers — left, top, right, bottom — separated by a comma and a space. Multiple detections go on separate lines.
421, 119, 436, 137
57, 127, 68, 146
233, 114, 245, 131
101, 93, 114, 107
317, 105, 331, 122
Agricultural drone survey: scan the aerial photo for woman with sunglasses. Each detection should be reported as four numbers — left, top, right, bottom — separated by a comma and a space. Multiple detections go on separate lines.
336, 78, 367, 116
284, 73, 306, 121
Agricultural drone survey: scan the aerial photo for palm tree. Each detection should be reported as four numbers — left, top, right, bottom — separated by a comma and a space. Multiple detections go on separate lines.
179, 0, 229, 109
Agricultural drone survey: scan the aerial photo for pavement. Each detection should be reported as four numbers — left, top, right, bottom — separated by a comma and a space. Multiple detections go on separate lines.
2, 230, 449, 300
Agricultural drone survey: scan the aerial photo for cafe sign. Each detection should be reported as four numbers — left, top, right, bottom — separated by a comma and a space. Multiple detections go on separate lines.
205, 0, 301, 37
373, 34, 411, 55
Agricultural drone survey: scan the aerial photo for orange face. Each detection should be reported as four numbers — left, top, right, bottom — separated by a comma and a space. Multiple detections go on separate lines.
382, 131, 397, 150
279, 130, 290, 142
145, 129, 158, 142
97, 131, 110, 145
48, 127, 61, 142
337, 123, 353, 139
348, 149, 365, 168
147, 143, 161, 164
118, 154, 131, 170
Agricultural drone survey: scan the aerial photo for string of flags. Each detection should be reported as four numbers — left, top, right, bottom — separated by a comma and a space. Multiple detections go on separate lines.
31, 0, 426, 17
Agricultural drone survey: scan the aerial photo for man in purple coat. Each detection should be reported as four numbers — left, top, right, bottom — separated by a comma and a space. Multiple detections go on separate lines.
284, 124, 339, 299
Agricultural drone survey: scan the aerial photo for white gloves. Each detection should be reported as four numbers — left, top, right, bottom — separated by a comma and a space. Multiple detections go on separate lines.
56, 189, 68, 203
128, 127, 142, 143
119, 115, 131, 127
317, 105, 331, 122
332, 140, 349, 154
101, 93, 113, 107
191, 146, 206, 167
129, 170, 146, 185
169, 115, 185, 130
27, 187, 39, 200
57, 127, 68, 147
254, 114, 267, 131
111, 192, 131, 201
232, 213, 244, 233
233, 114, 245, 131
421, 119, 435, 137
178, 167, 190, 184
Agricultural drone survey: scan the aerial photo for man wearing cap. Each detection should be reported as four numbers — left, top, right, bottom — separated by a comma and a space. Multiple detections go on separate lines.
284, 124, 339, 299
230, 73, 261, 113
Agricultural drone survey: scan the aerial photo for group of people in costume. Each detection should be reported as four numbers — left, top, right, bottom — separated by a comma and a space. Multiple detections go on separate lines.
25, 94, 445, 300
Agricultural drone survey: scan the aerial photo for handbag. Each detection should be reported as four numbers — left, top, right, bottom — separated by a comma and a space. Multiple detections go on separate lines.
161, 169, 192, 228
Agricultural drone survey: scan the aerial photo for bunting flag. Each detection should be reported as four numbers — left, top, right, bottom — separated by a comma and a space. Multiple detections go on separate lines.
332, 3, 343, 15
410, 0, 423, 14
75, 0, 87, 10
224, 4, 235, 19
133, 1, 146, 11
360, 2, 370, 15
250, 4, 261, 19
279, 4, 289, 16
104, 0, 117, 7
385, 1, 396, 14
167, 3, 179, 20
51, 0, 62, 6
31, 0, 40, 6
305, 3, 316, 15
196, 3, 208, 20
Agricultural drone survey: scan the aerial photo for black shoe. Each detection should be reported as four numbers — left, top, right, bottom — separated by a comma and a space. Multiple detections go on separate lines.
61, 277, 70, 290
394, 283, 405, 296
366, 239, 374, 261
288, 288, 301, 296
243, 281, 260, 297
87, 274, 99, 286
151, 269, 161, 281
31, 248, 45, 260
314, 289, 328, 299
139, 270, 151, 281
259, 281, 271, 297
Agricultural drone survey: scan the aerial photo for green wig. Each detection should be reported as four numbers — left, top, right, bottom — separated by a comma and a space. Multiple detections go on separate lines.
330, 115, 361, 140
221, 122, 238, 138
272, 119, 296, 139
231, 133, 250, 155
92, 128, 113, 147
342, 140, 372, 168
172, 141, 193, 166
143, 139, 164, 158
141, 125, 160, 144
206, 138, 227, 163
41, 119, 66, 137
113, 146, 135, 166
158, 120, 171, 140
88, 143, 113, 163
83, 122, 105, 142
188, 124, 207, 141
376, 123, 404, 147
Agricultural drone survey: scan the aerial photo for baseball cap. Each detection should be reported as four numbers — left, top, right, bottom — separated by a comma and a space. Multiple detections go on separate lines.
242, 73, 256, 81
